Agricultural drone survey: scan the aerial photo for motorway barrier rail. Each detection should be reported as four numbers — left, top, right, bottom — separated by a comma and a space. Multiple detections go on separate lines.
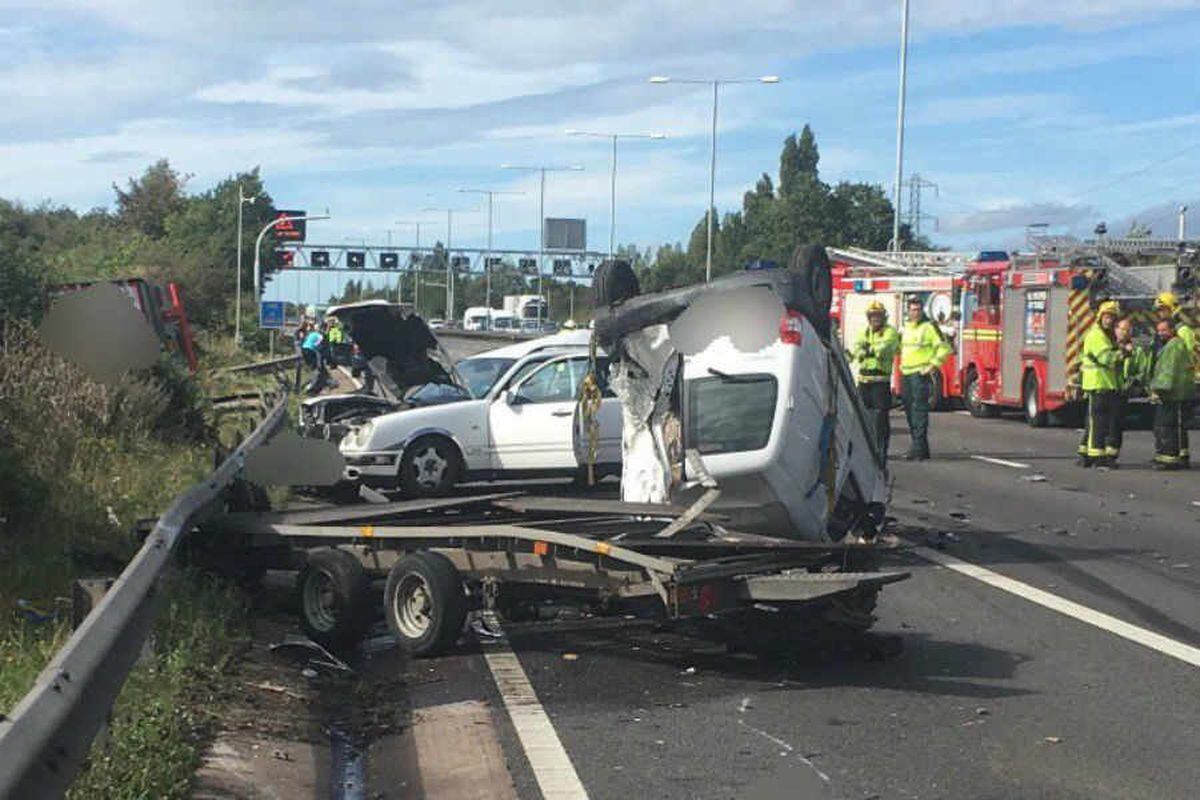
0, 392, 288, 800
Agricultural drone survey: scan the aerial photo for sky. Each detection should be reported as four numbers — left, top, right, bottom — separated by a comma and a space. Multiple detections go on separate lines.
3, 0, 1200, 274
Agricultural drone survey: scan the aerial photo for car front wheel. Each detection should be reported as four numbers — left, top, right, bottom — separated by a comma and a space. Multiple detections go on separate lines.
399, 436, 461, 497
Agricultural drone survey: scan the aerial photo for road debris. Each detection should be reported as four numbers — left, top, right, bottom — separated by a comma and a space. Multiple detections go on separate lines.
1021, 473, 1048, 482
270, 635, 355, 675
562, 653, 579, 661
1043, 736, 1063, 745
739, 697, 753, 713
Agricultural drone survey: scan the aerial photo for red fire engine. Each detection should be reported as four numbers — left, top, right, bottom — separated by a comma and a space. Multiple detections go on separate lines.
830, 248, 971, 410
957, 249, 1191, 425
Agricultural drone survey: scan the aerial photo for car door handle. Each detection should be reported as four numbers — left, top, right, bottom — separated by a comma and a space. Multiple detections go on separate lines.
551, 410, 573, 417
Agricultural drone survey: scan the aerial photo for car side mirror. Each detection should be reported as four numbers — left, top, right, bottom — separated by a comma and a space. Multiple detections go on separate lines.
503, 389, 517, 406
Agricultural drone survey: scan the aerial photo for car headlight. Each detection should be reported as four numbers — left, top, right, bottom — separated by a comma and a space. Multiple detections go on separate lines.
343, 421, 374, 451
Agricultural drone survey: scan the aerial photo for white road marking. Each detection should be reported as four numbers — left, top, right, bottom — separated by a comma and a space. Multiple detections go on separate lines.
970, 455, 1031, 469
914, 546, 1200, 668
956, 410, 973, 416
736, 719, 831, 783
480, 615, 589, 800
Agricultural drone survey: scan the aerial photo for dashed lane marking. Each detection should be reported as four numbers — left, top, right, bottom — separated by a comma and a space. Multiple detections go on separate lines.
970, 455, 1031, 469
914, 546, 1200, 668
481, 615, 589, 800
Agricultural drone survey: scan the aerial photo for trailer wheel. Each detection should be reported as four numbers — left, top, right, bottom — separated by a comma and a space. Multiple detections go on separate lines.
789, 244, 833, 339
964, 368, 999, 418
297, 548, 373, 649
1023, 372, 1047, 427
399, 436, 462, 497
385, 551, 468, 657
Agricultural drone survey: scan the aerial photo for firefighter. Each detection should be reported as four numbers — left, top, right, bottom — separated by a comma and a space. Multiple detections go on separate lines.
1148, 318, 1196, 469
899, 296, 951, 461
851, 300, 901, 459
1113, 316, 1149, 453
1154, 291, 1195, 465
1078, 300, 1125, 467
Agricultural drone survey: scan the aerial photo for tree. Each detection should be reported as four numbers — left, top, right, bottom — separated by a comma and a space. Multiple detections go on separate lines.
113, 159, 189, 238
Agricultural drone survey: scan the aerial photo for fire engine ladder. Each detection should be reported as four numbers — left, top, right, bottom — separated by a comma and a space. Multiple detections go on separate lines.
827, 247, 975, 275
1027, 235, 1162, 297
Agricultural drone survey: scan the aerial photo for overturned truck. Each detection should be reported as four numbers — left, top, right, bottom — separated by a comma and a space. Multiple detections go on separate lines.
213, 246, 907, 657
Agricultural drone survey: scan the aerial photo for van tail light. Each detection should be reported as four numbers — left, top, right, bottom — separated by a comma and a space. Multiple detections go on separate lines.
779, 309, 805, 345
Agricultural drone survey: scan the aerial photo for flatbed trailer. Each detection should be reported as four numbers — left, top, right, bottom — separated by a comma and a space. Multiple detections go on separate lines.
205, 489, 909, 657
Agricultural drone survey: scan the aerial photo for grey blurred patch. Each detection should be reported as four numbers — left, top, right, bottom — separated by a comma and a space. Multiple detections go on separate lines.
244, 430, 345, 487
669, 286, 784, 356
744, 761, 835, 800
38, 282, 161, 384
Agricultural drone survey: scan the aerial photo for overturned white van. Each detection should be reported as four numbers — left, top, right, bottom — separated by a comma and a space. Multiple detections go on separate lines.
591, 245, 888, 542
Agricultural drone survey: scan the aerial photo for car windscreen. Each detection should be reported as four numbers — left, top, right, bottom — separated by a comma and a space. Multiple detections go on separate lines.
686, 373, 777, 454
456, 357, 517, 398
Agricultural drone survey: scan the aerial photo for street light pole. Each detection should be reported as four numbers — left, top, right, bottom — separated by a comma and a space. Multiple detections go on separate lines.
892, 0, 911, 253
566, 130, 665, 263
423, 206, 476, 321
253, 212, 330, 325
395, 220, 426, 306
234, 185, 257, 348
501, 164, 584, 326
650, 75, 778, 281
459, 188, 524, 316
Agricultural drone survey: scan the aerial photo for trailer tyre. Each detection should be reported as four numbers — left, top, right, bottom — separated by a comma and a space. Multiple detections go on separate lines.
1023, 372, 1047, 427
297, 548, 373, 649
385, 551, 468, 657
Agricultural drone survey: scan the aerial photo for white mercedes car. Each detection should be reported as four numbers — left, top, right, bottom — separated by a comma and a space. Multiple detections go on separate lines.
339, 345, 623, 496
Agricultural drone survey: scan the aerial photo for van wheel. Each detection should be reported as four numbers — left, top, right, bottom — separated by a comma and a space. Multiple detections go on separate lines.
789, 244, 833, 339
964, 368, 999, 418
297, 549, 373, 649
1023, 373, 1047, 427
385, 551, 468, 657
593, 259, 640, 307
399, 436, 461, 497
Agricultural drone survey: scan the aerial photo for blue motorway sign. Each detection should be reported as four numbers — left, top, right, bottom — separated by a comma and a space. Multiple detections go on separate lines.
259, 301, 285, 329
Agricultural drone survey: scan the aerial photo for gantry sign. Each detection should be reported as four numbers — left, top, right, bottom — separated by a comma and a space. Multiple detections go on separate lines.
270, 242, 612, 280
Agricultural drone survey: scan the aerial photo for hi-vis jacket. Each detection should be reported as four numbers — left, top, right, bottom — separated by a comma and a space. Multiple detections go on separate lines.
1080, 323, 1121, 392
851, 325, 900, 383
899, 319, 951, 376
1150, 336, 1198, 402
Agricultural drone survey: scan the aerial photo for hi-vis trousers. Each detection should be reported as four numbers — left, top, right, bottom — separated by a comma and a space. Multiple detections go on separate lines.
1078, 390, 1120, 460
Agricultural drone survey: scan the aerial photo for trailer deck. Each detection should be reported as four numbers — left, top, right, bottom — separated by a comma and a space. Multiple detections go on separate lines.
206, 488, 909, 657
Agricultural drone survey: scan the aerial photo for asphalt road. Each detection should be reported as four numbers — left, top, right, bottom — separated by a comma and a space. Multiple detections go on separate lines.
374, 407, 1200, 800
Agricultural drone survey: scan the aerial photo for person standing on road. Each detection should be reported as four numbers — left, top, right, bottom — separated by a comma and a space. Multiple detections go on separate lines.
1078, 301, 1125, 468
1148, 318, 1196, 470
1113, 316, 1149, 454
851, 301, 901, 460
1155, 292, 1195, 466
899, 296, 951, 461
301, 323, 328, 394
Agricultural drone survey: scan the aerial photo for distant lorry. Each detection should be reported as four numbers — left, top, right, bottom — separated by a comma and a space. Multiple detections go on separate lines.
49, 278, 198, 372
502, 294, 549, 322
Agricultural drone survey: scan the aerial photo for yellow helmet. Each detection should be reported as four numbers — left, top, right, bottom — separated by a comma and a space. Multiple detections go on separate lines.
865, 300, 887, 317
1097, 300, 1120, 317
1154, 291, 1179, 312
